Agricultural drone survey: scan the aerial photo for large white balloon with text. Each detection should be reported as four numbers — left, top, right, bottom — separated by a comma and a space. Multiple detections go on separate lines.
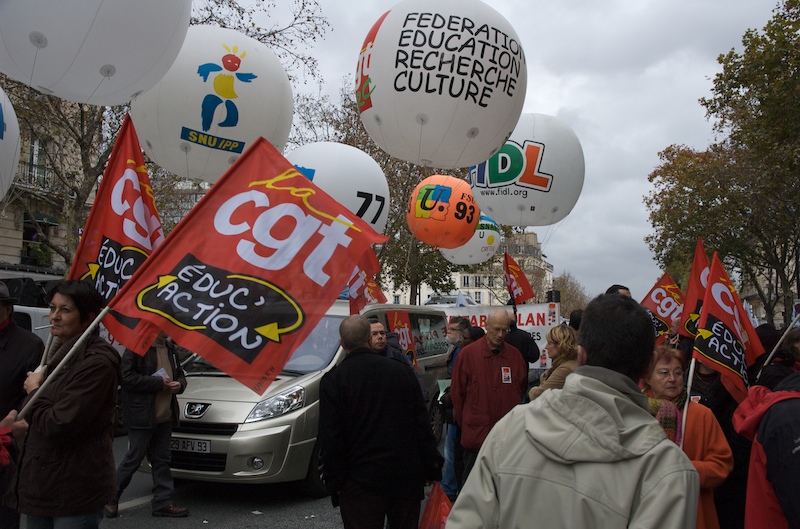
130, 25, 293, 183
470, 113, 585, 226
0, 87, 20, 201
440, 213, 501, 265
0, 0, 191, 106
356, 0, 527, 169
287, 142, 391, 234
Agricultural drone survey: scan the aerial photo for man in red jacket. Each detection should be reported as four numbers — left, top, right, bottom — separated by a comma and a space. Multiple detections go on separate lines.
451, 308, 527, 485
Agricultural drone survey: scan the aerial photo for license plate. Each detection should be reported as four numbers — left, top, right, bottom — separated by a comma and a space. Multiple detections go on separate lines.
170, 438, 211, 453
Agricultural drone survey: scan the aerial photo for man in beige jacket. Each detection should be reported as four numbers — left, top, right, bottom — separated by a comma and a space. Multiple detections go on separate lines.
447, 293, 699, 529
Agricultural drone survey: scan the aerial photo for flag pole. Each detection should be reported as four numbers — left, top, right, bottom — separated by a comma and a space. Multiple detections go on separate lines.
754, 311, 800, 383
38, 332, 53, 368
19, 307, 111, 420
679, 357, 696, 450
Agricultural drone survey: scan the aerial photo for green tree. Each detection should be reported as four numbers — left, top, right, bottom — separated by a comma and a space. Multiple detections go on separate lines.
645, 1, 800, 324
2, 0, 329, 266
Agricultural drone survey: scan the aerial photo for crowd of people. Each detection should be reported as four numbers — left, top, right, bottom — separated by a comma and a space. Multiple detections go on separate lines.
319, 285, 798, 529
1, 278, 798, 528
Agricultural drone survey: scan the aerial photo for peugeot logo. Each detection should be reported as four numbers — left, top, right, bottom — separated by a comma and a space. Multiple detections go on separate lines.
185, 402, 211, 419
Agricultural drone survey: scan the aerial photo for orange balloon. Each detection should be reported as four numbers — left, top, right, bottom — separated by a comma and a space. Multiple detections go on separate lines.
406, 175, 480, 249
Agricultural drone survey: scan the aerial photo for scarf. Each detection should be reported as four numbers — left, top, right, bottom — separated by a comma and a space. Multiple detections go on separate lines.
643, 387, 687, 445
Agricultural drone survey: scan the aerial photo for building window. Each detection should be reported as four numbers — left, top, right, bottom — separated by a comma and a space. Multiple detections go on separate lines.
462, 275, 470, 288
488, 276, 496, 288
393, 295, 400, 304
474, 291, 482, 304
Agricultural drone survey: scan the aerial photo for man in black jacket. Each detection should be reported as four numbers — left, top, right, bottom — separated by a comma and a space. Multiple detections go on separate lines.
505, 312, 539, 365
0, 283, 43, 529
104, 332, 188, 518
367, 317, 428, 402
319, 315, 442, 529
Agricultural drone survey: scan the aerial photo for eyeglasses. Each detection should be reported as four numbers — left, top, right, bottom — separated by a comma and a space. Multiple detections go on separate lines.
371, 331, 386, 336
655, 369, 684, 379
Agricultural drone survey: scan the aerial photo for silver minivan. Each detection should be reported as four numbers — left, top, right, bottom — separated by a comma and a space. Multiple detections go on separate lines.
159, 301, 450, 496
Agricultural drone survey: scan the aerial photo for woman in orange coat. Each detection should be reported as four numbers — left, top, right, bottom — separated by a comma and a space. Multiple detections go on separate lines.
643, 345, 733, 529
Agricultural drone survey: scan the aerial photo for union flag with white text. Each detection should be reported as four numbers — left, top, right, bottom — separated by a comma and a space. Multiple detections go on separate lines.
693, 253, 764, 403
678, 238, 709, 340
106, 137, 388, 394
349, 249, 387, 314
387, 309, 418, 369
639, 272, 684, 345
69, 115, 164, 289
68, 115, 165, 342
504, 252, 535, 305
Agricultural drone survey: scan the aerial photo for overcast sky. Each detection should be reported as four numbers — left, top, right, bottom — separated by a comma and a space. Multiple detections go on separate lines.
290, 0, 775, 300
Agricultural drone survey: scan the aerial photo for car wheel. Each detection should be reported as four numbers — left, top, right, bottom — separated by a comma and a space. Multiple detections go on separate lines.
299, 439, 329, 498
429, 396, 445, 445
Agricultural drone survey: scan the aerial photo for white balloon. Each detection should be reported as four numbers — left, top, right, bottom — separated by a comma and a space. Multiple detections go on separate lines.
439, 214, 501, 265
131, 25, 293, 183
469, 113, 585, 226
287, 142, 391, 234
356, 0, 527, 169
0, 87, 20, 201
0, 0, 191, 106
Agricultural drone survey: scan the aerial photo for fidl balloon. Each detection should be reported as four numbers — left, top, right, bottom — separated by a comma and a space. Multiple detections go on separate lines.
356, 0, 527, 169
0, 87, 20, 201
131, 25, 293, 183
406, 174, 479, 249
440, 214, 501, 265
470, 113, 585, 227
287, 142, 391, 235
0, 0, 191, 106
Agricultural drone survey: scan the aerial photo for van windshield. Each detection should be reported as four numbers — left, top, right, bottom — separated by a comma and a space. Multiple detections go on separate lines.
182, 314, 345, 376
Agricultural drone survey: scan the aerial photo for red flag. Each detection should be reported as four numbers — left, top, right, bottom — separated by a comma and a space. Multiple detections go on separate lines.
678, 238, 710, 339
387, 309, 418, 369
68, 115, 164, 296
693, 253, 764, 403
106, 137, 388, 395
504, 252, 535, 305
639, 272, 684, 345
349, 249, 387, 314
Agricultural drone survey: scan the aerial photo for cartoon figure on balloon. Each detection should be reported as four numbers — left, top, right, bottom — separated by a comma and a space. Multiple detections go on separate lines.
197, 44, 257, 132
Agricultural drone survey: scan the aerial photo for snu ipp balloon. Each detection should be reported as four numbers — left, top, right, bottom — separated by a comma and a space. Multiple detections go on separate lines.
131, 25, 293, 183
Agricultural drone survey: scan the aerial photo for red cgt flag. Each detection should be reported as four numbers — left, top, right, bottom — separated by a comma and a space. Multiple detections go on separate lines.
678, 238, 710, 340
349, 249, 387, 314
639, 272, 684, 345
106, 137, 388, 395
504, 252, 535, 305
693, 253, 764, 403
68, 115, 164, 296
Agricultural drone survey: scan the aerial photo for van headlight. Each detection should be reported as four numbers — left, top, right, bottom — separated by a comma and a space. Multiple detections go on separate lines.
245, 386, 305, 423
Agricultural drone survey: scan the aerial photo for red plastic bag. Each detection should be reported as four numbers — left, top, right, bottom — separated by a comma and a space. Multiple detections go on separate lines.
419, 482, 452, 529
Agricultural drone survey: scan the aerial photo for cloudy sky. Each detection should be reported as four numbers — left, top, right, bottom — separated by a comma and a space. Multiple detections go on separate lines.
290, 0, 775, 300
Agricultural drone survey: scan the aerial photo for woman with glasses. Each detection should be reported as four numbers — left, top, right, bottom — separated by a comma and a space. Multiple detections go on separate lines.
527, 324, 578, 401
642, 345, 733, 529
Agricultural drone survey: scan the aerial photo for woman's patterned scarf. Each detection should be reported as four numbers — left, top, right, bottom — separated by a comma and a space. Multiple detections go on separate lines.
645, 388, 686, 445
